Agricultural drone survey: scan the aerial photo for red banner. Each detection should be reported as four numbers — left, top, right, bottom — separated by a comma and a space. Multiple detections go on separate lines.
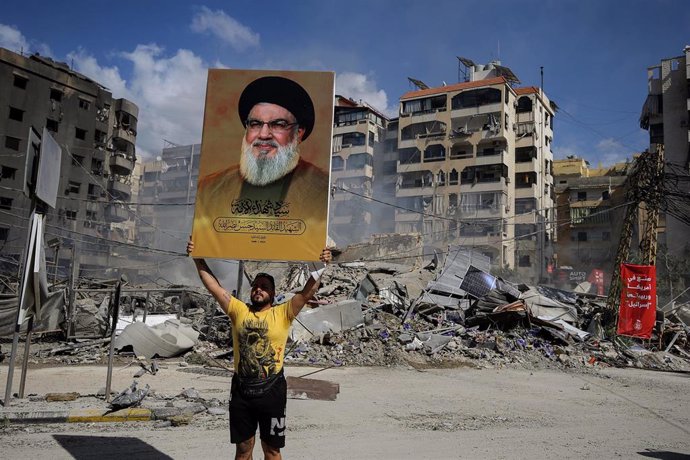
617, 264, 656, 338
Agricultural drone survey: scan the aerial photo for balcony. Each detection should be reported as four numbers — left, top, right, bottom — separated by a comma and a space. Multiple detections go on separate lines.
515, 157, 539, 173
112, 126, 136, 145
105, 204, 129, 222
109, 154, 134, 175
107, 179, 131, 200
474, 151, 506, 167
459, 177, 509, 193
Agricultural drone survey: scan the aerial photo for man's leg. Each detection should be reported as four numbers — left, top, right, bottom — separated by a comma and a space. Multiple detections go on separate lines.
235, 436, 255, 460
261, 439, 281, 460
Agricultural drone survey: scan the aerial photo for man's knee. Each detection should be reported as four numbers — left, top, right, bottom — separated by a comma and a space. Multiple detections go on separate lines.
261, 440, 281, 460
235, 436, 255, 459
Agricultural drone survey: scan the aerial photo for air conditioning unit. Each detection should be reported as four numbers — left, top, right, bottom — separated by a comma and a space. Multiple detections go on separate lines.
505, 177, 511, 184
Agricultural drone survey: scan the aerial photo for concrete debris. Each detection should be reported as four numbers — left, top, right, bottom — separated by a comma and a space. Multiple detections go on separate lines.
114, 318, 199, 358
110, 381, 150, 410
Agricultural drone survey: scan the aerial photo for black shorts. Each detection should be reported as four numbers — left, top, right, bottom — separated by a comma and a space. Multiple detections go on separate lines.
229, 375, 287, 449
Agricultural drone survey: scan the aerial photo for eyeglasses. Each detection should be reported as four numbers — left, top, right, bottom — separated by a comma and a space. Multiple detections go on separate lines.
246, 118, 298, 134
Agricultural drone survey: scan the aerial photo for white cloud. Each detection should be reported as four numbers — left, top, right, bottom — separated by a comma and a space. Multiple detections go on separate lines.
336, 72, 395, 117
0, 23, 30, 54
190, 7, 259, 51
595, 138, 629, 166
70, 44, 209, 159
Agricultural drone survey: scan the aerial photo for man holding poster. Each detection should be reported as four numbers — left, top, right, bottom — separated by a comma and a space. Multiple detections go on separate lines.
192, 70, 334, 261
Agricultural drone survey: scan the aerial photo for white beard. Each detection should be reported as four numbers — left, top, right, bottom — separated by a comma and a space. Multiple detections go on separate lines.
240, 137, 300, 186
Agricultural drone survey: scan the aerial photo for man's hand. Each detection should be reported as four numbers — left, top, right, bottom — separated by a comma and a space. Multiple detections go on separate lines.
186, 238, 194, 257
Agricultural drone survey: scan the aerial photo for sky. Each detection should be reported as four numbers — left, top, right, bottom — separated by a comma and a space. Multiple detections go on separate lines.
1, 0, 688, 166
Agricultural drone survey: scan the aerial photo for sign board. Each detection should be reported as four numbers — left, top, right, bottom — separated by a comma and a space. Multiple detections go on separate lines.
23, 127, 41, 198
617, 263, 656, 338
191, 69, 334, 261
35, 128, 62, 209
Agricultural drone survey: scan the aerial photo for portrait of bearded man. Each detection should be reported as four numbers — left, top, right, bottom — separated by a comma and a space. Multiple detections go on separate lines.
192, 73, 332, 261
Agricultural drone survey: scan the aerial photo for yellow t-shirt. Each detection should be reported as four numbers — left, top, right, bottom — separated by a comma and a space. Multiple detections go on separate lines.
226, 297, 295, 378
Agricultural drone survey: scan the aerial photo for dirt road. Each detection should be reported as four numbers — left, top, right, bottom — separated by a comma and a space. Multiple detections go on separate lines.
1, 364, 689, 459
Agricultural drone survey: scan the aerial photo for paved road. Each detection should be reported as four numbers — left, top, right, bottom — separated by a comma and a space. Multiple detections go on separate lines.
1, 364, 689, 459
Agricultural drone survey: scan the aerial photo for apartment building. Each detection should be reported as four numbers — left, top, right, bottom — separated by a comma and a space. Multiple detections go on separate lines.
138, 143, 200, 252
553, 157, 629, 290
0, 47, 138, 277
330, 96, 390, 246
393, 62, 556, 283
640, 45, 690, 255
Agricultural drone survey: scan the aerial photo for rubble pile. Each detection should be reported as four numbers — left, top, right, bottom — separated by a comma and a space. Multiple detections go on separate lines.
2, 248, 689, 375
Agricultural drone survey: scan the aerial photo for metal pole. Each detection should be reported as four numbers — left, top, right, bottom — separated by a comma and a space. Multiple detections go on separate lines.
18, 316, 34, 398
4, 325, 21, 405
104, 282, 122, 402
236, 260, 245, 299
143, 292, 150, 322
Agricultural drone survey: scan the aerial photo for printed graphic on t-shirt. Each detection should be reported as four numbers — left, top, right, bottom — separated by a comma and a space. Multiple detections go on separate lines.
238, 317, 278, 378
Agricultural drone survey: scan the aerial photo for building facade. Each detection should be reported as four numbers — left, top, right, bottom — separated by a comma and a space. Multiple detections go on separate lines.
0, 47, 138, 277
137, 143, 200, 253
553, 157, 630, 290
330, 96, 390, 246
393, 62, 556, 283
640, 45, 690, 255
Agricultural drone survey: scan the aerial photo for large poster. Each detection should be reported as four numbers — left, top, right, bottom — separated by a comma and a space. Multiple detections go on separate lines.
617, 263, 656, 338
192, 70, 334, 261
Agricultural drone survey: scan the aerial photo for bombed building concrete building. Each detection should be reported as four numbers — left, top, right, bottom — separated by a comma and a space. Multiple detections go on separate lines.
0, 47, 139, 278
393, 60, 556, 284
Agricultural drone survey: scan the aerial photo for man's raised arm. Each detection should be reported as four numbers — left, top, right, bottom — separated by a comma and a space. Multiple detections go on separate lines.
187, 238, 232, 312
290, 248, 332, 317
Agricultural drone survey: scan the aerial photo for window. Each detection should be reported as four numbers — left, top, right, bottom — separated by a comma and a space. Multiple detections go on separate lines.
75, 128, 87, 140
87, 184, 99, 199
66, 181, 80, 195
9, 107, 24, 122
602, 190, 610, 200
85, 210, 97, 227
0, 197, 12, 210
94, 129, 107, 145
402, 95, 447, 115
65, 210, 77, 221
451, 88, 502, 109
5, 136, 20, 151
437, 170, 446, 186
1, 166, 17, 180
46, 118, 59, 133
399, 148, 421, 164
602, 231, 611, 241
13, 74, 28, 89
0, 227, 8, 241
382, 160, 397, 174
79, 98, 90, 110
347, 153, 373, 170
91, 159, 104, 175
72, 155, 84, 167
516, 96, 533, 113
50, 88, 63, 102
449, 169, 459, 185
516, 147, 537, 162
423, 144, 445, 162
577, 191, 587, 201
331, 156, 344, 171
577, 232, 588, 242
519, 255, 531, 267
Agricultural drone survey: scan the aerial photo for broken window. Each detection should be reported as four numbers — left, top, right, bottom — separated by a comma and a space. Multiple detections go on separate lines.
335, 109, 367, 125
602, 231, 611, 241
79, 98, 90, 110
577, 191, 587, 201
50, 88, 63, 102
399, 147, 421, 164
94, 129, 107, 145
402, 95, 447, 115
347, 153, 373, 170
1, 166, 17, 180
515, 198, 537, 214
340, 132, 365, 147
515, 224, 536, 239
449, 169, 459, 185
516, 96, 532, 113
75, 127, 87, 140
65, 210, 77, 221
331, 156, 344, 171
451, 88, 502, 109
0, 197, 12, 210
87, 183, 100, 200
85, 210, 97, 227
72, 155, 84, 167
423, 144, 445, 162
0, 227, 8, 241
459, 192, 503, 214
401, 121, 446, 140
9, 107, 24, 122
649, 123, 664, 144
450, 145, 472, 159
516, 146, 537, 162
91, 159, 104, 175
515, 172, 537, 188
46, 118, 59, 133
602, 190, 610, 200
437, 170, 446, 186
14, 74, 28, 89
66, 181, 81, 195
5, 136, 20, 151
